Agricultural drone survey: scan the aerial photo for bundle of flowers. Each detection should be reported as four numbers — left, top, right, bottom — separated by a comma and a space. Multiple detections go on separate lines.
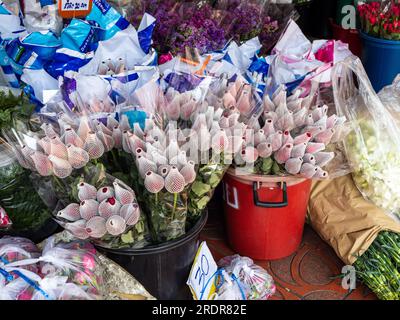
354, 231, 400, 300
358, 1, 400, 40
58, 180, 141, 241
129, 0, 290, 56
6, 115, 151, 248
161, 82, 247, 224
222, 77, 348, 179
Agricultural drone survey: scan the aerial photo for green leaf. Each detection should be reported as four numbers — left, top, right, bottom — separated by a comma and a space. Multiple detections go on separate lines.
196, 196, 210, 210
121, 230, 134, 244
191, 181, 211, 197
261, 157, 274, 174
209, 173, 222, 188
272, 161, 283, 175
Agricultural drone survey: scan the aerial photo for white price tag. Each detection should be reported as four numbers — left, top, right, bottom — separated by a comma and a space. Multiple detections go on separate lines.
187, 241, 218, 300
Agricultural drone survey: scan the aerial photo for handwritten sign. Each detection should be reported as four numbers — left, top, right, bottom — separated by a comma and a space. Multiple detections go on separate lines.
58, 0, 92, 18
187, 241, 218, 300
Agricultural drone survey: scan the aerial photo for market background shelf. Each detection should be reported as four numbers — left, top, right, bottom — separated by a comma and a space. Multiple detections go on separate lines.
201, 199, 377, 301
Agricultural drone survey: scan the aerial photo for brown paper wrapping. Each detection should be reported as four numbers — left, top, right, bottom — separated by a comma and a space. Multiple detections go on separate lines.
307, 174, 400, 265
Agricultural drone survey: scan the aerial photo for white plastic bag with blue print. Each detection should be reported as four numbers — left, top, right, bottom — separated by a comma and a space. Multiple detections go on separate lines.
0, 1, 26, 88
78, 21, 157, 76
109, 66, 159, 106
86, 0, 131, 41
22, 0, 63, 35
0, 1, 26, 40
60, 71, 114, 114
266, 20, 324, 90
45, 19, 99, 79
21, 68, 58, 104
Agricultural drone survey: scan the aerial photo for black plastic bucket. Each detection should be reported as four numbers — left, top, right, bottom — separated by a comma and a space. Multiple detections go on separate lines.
96, 211, 208, 300
0, 218, 61, 244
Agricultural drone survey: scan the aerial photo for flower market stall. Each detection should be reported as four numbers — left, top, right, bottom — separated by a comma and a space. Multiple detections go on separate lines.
0, 0, 399, 301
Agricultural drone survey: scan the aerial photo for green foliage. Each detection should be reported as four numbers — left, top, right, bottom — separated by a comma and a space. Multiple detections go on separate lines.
354, 231, 400, 300
0, 90, 35, 131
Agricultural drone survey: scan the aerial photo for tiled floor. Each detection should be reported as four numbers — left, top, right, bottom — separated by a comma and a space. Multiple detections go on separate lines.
200, 200, 377, 300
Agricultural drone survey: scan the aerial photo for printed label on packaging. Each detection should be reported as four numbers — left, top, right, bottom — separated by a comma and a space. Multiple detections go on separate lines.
58, 0, 92, 18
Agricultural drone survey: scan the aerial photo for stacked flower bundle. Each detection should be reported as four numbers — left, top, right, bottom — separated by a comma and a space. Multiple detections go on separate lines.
58, 180, 140, 240
222, 79, 347, 179
358, 1, 400, 40
11, 118, 112, 179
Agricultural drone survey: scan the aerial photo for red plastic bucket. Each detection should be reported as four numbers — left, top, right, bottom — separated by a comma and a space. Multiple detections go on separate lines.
222, 169, 312, 260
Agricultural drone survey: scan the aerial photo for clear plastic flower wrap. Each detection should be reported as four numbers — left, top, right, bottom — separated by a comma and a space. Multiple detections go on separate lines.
333, 56, 400, 219
378, 75, 400, 126
217, 254, 276, 300
36, 237, 104, 299
48, 164, 151, 249
0, 236, 104, 300
0, 236, 41, 300
0, 140, 51, 232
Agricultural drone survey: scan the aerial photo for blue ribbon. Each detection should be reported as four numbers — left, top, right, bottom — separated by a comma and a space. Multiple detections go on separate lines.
199, 269, 223, 300
198, 268, 247, 300
0, 256, 50, 300
231, 274, 246, 300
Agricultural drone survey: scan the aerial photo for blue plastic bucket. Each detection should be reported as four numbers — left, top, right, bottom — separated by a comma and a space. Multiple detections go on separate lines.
360, 32, 400, 92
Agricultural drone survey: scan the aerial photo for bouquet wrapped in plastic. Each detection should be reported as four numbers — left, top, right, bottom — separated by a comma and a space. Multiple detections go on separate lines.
128, 0, 294, 56
378, 75, 400, 125
0, 236, 105, 300
0, 139, 51, 232
333, 56, 400, 219
55, 175, 149, 249
223, 75, 348, 179
215, 254, 276, 300
37, 238, 104, 299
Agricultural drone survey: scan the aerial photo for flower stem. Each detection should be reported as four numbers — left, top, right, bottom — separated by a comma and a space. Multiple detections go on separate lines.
53, 175, 64, 190
172, 193, 178, 220
111, 149, 120, 171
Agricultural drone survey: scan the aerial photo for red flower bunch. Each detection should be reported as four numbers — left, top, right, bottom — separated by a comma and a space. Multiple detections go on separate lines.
358, 1, 400, 40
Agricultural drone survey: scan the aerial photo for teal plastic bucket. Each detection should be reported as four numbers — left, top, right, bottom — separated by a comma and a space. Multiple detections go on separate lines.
360, 32, 400, 92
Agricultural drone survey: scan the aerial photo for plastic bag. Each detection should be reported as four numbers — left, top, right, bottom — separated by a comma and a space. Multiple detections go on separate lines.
22, 0, 63, 35
37, 237, 104, 298
378, 75, 400, 126
332, 56, 400, 220
0, 236, 41, 300
0, 236, 104, 300
216, 254, 275, 300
